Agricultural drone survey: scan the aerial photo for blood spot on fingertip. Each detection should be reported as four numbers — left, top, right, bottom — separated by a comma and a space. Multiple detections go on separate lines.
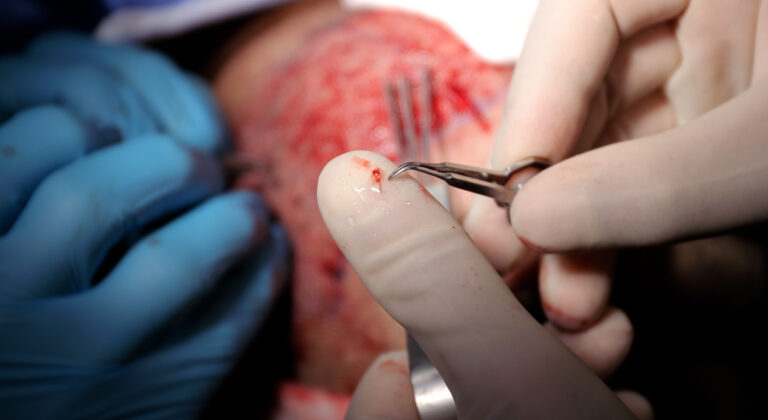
350, 156, 383, 191
2, 145, 15, 158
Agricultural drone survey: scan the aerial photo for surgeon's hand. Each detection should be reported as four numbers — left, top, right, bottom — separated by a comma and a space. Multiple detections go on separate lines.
317, 151, 648, 419
0, 33, 289, 419
464, 0, 768, 380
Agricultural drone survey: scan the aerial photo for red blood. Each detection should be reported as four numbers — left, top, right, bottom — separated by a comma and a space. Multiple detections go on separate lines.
230, 10, 511, 393
371, 168, 382, 186
447, 79, 491, 132
352, 156, 371, 169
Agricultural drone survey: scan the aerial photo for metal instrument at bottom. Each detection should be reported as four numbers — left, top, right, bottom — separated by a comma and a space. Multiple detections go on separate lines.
384, 69, 457, 420
383, 68, 550, 420
408, 334, 457, 420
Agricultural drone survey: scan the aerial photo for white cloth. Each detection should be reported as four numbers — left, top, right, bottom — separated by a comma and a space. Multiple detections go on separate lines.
342, 0, 538, 64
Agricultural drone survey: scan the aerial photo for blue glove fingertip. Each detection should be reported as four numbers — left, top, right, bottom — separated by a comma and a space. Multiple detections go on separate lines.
52, 191, 278, 361
185, 191, 271, 252
3, 135, 224, 297
0, 105, 120, 234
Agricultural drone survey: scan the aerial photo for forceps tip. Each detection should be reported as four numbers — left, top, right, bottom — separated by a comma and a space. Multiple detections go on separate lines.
387, 162, 419, 180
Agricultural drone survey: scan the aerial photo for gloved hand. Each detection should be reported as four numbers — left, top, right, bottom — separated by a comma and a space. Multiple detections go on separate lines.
0, 31, 224, 154
317, 151, 645, 419
459, 0, 768, 389
0, 33, 289, 419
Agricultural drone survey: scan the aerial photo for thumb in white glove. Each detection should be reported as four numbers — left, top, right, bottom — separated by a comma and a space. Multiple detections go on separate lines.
317, 151, 639, 419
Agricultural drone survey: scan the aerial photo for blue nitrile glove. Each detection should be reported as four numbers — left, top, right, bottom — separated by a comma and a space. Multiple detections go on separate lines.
0, 31, 225, 153
0, 33, 290, 419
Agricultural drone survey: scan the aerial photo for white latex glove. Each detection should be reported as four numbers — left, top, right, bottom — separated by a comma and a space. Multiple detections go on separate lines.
510, 0, 768, 250
463, 0, 768, 374
317, 151, 645, 419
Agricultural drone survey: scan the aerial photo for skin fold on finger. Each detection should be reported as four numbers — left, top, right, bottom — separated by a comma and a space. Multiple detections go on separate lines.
318, 150, 632, 419
346, 350, 419, 420
539, 252, 614, 331
545, 307, 634, 379
512, 83, 768, 252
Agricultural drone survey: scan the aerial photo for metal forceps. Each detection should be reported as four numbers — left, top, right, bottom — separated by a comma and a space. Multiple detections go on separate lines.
384, 67, 451, 203
388, 157, 550, 223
